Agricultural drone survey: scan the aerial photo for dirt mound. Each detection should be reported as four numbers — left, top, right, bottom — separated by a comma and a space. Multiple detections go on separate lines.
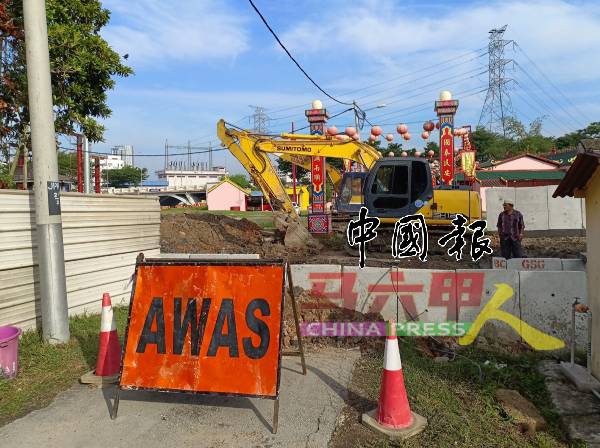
160, 213, 316, 261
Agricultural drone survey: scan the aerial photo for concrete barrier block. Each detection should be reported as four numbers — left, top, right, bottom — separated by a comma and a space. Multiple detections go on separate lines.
519, 271, 588, 348
290, 264, 340, 293
516, 187, 549, 231
456, 270, 520, 346
485, 188, 516, 231
492, 257, 507, 269
340, 267, 453, 323
562, 259, 586, 271
548, 187, 584, 229
506, 258, 563, 271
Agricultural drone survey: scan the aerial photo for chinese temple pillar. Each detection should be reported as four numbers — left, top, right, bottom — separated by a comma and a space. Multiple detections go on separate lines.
434, 91, 459, 186
305, 100, 332, 234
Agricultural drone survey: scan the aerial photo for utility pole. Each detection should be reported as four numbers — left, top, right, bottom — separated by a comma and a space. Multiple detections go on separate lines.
291, 122, 297, 203
83, 135, 90, 193
208, 141, 213, 170
23, 0, 69, 343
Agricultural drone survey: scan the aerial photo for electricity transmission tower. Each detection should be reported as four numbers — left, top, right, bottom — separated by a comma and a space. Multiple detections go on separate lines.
478, 25, 515, 136
249, 105, 270, 133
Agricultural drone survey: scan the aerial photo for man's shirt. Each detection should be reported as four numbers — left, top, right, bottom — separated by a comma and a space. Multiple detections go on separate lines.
497, 210, 524, 241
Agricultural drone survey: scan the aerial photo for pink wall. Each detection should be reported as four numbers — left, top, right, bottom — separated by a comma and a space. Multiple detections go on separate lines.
489, 158, 557, 171
207, 182, 247, 211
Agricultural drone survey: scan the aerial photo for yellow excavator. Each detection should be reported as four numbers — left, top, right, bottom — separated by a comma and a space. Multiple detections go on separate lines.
216, 119, 481, 247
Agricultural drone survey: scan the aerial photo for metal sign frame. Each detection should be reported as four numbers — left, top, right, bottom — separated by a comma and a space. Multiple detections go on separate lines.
109, 256, 305, 434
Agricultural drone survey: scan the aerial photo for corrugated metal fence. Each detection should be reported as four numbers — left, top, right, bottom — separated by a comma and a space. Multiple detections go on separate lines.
0, 191, 160, 329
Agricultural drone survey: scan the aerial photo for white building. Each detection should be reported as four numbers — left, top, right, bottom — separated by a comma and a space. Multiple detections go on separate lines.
99, 155, 125, 170
156, 166, 228, 189
112, 145, 134, 166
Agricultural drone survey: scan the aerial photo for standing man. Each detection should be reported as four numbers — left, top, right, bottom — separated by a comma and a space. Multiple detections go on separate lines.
497, 200, 525, 259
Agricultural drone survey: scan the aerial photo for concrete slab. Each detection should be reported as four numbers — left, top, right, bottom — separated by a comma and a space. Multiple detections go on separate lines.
559, 362, 600, 392
456, 269, 520, 345
519, 271, 588, 348
506, 258, 563, 271
492, 257, 507, 269
0, 348, 360, 448
562, 259, 586, 272
545, 380, 600, 416
516, 187, 549, 231
290, 264, 340, 293
562, 414, 600, 446
548, 187, 584, 230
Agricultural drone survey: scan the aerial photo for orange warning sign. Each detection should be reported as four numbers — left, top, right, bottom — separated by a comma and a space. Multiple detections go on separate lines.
119, 260, 285, 398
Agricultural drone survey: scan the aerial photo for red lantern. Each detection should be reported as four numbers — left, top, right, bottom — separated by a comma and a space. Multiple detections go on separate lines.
421, 131, 429, 139
435, 122, 440, 130
371, 126, 383, 136
385, 134, 394, 142
326, 126, 338, 136
423, 121, 435, 132
427, 150, 435, 157
345, 127, 357, 137
403, 133, 411, 141
397, 124, 408, 135
369, 135, 376, 143
352, 133, 360, 141
414, 151, 422, 157
388, 152, 394, 157
401, 151, 408, 157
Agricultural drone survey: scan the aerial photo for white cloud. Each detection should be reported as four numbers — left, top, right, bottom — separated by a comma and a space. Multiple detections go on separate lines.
280, 0, 600, 82
101, 0, 249, 66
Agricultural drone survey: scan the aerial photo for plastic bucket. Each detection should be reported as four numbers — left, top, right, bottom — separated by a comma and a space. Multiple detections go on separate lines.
0, 326, 22, 379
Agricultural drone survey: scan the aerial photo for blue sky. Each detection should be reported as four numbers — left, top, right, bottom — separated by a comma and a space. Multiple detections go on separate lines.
94, 0, 600, 178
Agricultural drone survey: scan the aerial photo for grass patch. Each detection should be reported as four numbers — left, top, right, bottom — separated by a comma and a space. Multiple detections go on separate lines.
0, 307, 129, 427
331, 339, 580, 448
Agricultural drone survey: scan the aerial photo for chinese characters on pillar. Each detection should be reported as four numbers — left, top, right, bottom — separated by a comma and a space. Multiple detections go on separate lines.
346, 207, 491, 268
439, 122, 454, 185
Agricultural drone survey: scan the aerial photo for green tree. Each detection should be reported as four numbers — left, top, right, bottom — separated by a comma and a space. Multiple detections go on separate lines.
0, 0, 132, 186
106, 166, 148, 188
229, 174, 251, 189
555, 122, 600, 149
425, 141, 439, 156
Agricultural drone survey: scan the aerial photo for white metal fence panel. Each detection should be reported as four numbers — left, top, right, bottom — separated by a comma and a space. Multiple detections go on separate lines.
0, 191, 160, 330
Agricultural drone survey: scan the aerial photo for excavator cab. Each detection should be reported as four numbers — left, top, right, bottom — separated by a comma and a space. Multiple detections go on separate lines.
334, 171, 367, 215
364, 157, 433, 221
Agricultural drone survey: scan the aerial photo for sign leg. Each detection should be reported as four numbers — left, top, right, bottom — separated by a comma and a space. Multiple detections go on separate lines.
110, 387, 121, 420
272, 398, 280, 434
286, 264, 307, 375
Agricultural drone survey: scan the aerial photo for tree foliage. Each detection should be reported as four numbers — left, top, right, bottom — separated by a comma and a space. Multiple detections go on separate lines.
554, 122, 600, 149
0, 0, 132, 187
106, 166, 147, 188
228, 174, 251, 189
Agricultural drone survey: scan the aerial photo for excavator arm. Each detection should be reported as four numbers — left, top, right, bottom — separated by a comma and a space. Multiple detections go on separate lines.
216, 119, 381, 217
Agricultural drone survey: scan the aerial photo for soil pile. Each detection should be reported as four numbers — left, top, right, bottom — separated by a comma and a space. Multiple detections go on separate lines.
160, 213, 316, 261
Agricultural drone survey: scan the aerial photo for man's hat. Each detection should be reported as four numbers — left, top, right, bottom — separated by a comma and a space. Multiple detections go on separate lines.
503, 199, 514, 206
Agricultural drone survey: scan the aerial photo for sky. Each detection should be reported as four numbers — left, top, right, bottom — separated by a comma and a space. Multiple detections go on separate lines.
93, 0, 600, 178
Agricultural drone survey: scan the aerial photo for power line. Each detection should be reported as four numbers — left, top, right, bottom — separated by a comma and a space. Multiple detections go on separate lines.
247, 0, 353, 106
514, 43, 591, 125
513, 60, 584, 130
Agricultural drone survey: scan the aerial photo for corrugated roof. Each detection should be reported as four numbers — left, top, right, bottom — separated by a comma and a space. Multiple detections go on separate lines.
553, 150, 600, 197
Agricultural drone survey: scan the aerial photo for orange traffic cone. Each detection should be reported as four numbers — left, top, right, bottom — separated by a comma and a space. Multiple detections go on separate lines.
95, 293, 121, 376
362, 321, 427, 440
79, 293, 121, 386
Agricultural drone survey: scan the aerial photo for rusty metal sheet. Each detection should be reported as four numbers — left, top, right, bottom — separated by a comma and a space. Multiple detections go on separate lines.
119, 259, 285, 399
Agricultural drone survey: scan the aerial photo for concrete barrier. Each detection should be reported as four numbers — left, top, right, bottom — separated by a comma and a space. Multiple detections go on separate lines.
290, 264, 588, 351
485, 186, 585, 231
519, 271, 588, 347
506, 258, 563, 271
562, 259, 586, 271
